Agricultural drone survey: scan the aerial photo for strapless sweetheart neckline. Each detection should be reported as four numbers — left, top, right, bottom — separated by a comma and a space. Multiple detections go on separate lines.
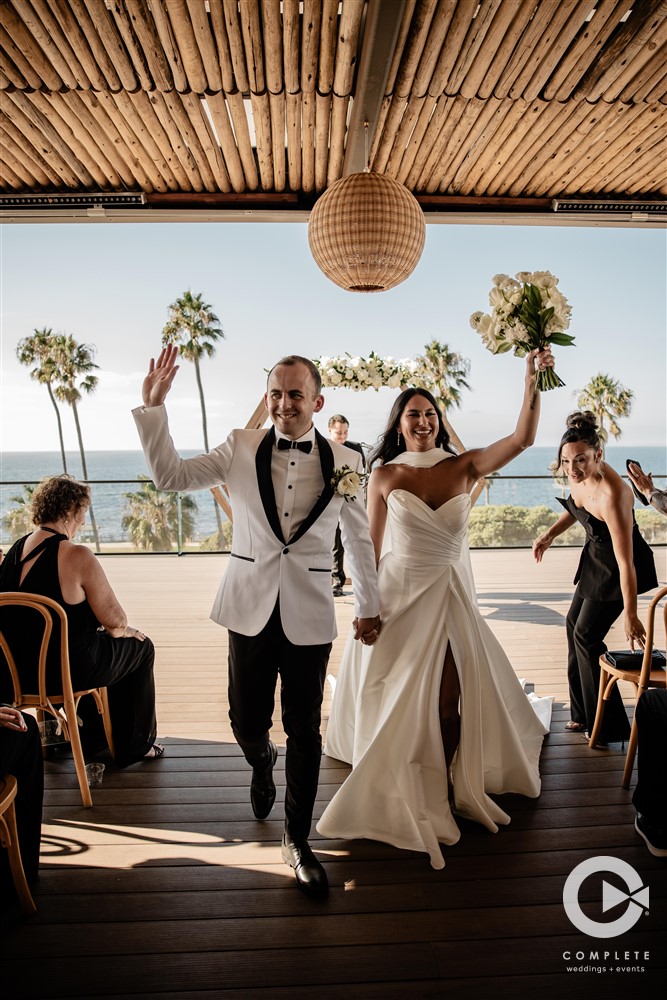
388, 488, 471, 514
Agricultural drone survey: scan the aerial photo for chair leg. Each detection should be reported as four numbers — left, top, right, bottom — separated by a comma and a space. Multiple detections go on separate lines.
0, 803, 36, 915
622, 716, 639, 790
65, 700, 93, 808
100, 687, 114, 759
589, 667, 612, 748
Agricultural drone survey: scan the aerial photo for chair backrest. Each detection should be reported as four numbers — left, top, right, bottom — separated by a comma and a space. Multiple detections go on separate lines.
637, 584, 667, 692
0, 591, 73, 711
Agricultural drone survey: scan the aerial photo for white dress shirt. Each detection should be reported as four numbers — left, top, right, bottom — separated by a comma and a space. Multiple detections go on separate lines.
273, 428, 322, 541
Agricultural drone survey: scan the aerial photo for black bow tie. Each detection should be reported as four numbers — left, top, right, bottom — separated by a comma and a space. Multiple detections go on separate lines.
277, 438, 312, 454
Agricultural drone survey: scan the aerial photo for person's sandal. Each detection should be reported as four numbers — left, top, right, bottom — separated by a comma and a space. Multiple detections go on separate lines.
143, 743, 165, 759
565, 721, 586, 731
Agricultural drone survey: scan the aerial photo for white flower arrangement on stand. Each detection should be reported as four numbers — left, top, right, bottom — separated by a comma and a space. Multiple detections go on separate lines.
314, 352, 434, 391
470, 271, 575, 396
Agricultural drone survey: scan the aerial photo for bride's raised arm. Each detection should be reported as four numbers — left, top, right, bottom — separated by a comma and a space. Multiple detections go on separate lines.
468, 347, 554, 482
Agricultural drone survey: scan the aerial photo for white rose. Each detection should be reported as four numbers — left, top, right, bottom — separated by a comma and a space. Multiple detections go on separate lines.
337, 472, 360, 498
319, 356, 331, 367
349, 356, 361, 368
489, 287, 506, 309
371, 376, 383, 388
515, 271, 534, 283
476, 313, 493, 335
492, 273, 511, 286
387, 373, 402, 387
344, 368, 354, 380
509, 289, 523, 306
531, 270, 557, 289
479, 323, 501, 353
330, 371, 342, 385
470, 310, 485, 330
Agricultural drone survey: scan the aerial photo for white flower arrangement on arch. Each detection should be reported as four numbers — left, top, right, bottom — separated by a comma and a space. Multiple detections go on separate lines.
314, 352, 434, 392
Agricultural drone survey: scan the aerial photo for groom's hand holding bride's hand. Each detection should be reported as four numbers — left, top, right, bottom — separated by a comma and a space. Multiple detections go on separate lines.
353, 616, 382, 645
143, 344, 180, 407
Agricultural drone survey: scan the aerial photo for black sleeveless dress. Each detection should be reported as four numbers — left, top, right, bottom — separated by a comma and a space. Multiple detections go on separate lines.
557, 496, 658, 599
0, 532, 157, 767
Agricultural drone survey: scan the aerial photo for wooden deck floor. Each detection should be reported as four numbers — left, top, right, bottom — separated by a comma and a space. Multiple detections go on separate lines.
3, 548, 667, 999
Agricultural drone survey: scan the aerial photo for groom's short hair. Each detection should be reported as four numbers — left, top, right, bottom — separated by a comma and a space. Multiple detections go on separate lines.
267, 355, 322, 396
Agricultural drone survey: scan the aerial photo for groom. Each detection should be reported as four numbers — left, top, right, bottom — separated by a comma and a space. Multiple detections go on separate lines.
133, 346, 380, 898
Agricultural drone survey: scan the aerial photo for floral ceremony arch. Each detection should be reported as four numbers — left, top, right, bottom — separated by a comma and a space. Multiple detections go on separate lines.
211, 351, 480, 520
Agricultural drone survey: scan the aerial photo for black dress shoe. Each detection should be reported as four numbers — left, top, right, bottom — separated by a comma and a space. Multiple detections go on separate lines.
250, 741, 277, 819
281, 832, 329, 898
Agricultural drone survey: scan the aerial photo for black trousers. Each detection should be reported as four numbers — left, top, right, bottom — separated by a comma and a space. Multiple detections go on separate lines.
228, 602, 332, 841
566, 588, 631, 743
73, 634, 157, 768
331, 525, 346, 590
632, 688, 667, 828
0, 713, 44, 896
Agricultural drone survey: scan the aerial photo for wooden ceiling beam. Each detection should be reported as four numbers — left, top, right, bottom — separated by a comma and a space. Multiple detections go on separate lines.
344, 0, 406, 174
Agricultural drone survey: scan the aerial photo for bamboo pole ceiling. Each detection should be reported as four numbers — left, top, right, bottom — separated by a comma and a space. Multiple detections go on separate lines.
0, 0, 666, 222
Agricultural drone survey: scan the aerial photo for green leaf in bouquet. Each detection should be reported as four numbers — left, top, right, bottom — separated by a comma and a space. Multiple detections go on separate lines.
548, 332, 576, 346
495, 339, 514, 353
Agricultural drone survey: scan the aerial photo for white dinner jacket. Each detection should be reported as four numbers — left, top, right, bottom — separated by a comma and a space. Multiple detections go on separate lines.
133, 405, 379, 644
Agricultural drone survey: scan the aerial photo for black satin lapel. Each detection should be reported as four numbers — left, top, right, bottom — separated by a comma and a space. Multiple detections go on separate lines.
255, 427, 284, 542
289, 430, 335, 545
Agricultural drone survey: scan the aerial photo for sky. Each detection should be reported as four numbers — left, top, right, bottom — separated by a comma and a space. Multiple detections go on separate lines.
0, 219, 665, 458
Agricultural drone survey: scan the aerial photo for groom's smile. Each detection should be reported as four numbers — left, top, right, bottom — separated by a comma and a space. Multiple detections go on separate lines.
265, 362, 324, 440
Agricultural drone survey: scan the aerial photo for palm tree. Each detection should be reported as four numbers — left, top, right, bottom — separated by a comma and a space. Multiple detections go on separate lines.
52, 335, 102, 552
162, 290, 225, 539
122, 476, 197, 551
16, 328, 69, 472
1, 485, 36, 541
576, 373, 634, 447
416, 340, 471, 453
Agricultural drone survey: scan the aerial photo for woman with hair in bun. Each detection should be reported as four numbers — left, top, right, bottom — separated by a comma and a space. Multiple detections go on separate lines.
0, 475, 163, 766
533, 412, 657, 746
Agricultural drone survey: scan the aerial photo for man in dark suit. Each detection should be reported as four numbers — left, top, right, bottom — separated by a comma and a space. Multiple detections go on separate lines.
328, 415, 366, 597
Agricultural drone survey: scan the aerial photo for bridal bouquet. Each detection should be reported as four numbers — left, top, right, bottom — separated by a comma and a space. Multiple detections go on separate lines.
470, 271, 575, 393
315, 352, 433, 392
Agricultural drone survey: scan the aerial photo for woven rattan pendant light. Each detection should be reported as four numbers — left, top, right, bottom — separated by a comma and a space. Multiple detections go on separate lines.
308, 171, 426, 293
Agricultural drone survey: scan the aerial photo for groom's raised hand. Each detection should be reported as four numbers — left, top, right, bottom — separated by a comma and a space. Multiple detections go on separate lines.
143, 344, 180, 407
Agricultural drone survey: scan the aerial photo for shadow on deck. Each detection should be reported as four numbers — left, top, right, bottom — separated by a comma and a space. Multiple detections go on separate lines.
2, 549, 665, 997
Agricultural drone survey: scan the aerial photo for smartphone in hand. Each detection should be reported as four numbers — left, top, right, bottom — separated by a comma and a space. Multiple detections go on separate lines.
626, 459, 649, 505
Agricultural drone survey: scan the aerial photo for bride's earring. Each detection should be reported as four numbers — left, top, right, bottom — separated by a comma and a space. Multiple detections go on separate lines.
396, 429, 402, 446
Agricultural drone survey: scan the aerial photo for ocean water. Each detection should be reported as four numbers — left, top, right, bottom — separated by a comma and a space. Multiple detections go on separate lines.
1, 446, 664, 546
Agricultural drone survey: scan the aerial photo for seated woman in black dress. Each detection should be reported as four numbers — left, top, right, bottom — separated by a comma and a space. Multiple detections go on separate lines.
532, 412, 657, 745
0, 475, 163, 766
0, 706, 43, 905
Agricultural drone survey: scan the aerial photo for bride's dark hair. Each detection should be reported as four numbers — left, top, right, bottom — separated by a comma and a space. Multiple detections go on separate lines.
556, 410, 602, 468
368, 388, 456, 467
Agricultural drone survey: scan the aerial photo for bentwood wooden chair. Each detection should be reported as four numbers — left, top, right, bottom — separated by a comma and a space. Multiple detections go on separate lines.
588, 585, 667, 787
0, 592, 113, 808
0, 773, 36, 914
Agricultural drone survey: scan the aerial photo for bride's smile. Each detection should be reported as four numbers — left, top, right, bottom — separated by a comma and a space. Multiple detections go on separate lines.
398, 397, 440, 450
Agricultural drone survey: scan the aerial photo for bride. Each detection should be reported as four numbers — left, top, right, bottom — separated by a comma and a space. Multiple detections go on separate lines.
317, 348, 555, 868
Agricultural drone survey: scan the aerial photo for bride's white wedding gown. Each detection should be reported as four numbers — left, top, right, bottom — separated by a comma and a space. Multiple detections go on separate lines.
317, 450, 552, 869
